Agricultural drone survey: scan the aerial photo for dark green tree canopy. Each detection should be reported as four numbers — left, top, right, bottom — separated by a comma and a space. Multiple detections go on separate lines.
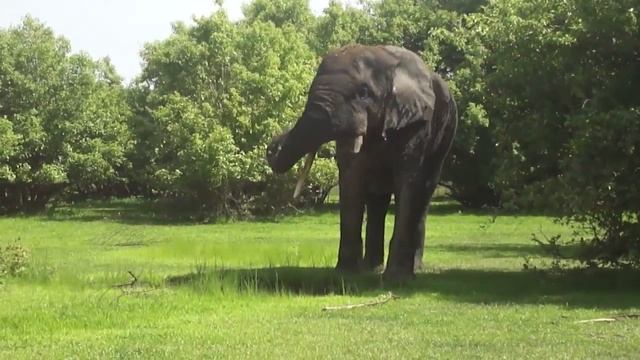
0, 17, 131, 212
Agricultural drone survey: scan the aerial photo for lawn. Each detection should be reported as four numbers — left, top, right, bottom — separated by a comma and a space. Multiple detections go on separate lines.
1, 199, 638, 359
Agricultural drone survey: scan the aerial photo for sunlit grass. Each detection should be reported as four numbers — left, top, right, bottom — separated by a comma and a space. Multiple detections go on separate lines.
1, 199, 638, 358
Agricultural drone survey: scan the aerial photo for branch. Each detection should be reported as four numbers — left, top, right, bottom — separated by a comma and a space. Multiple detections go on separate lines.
532, 227, 568, 259
322, 292, 400, 311
437, 181, 455, 193
114, 271, 138, 288
110, 271, 161, 302
576, 314, 640, 324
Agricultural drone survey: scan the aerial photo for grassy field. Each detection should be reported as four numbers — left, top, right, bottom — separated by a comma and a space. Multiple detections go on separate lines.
1, 199, 639, 359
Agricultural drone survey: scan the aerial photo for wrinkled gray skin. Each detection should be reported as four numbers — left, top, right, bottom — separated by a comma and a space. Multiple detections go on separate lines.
266, 45, 458, 280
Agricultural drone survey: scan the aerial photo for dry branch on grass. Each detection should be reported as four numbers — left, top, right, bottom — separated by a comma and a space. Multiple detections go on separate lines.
114, 271, 138, 288
575, 314, 640, 324
322, 292, 400, 311
111, 271, 159, 301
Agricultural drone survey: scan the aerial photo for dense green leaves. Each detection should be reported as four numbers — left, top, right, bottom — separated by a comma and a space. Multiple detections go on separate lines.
131, 10, 321, 214
0, 17, 131, 212
242, 0, 313, 29
456, 0, 640, 265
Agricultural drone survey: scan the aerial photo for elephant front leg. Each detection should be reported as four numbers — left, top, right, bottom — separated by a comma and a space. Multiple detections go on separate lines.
335, 150, 366, 272
364, 192, 391, 272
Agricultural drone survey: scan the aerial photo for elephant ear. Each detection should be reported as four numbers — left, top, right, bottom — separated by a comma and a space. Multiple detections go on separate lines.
382, 50, 436, 138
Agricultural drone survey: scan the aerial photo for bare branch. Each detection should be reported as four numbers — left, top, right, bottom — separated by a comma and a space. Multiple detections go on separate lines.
575, 314, 640, 324
322, 292, 400, 311
114, 271, 138, 288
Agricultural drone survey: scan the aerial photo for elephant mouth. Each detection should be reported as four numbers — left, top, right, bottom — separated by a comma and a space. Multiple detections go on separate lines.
268, 134, 364, 200
266, 132, 306, 174
266, 131, 318, 199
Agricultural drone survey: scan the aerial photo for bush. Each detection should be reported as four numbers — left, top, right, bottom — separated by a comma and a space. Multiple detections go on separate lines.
552, 108, 640, 268
0, 17, 131, 213
129, 12, 331, 217
463, 0, 640, 266
0, 242, 30, 282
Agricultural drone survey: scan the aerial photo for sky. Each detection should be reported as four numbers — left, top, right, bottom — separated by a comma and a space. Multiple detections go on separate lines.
0, 0, 354, 82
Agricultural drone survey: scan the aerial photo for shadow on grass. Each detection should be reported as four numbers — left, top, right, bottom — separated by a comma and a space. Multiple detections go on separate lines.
40, 198, 342, 225
40, 198, 220, 225
35, 198, 487, 225
430, 243, 545, 258
306, 200, 472, 216
166, 266, 640, 310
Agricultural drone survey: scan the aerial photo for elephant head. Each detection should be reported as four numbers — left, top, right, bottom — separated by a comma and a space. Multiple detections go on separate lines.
266, 45, 437, 197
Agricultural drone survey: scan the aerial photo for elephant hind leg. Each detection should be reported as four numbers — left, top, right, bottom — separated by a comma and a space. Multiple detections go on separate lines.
384, 196, 427, 281
384, 167, 440, 280
364, 192, 391, 272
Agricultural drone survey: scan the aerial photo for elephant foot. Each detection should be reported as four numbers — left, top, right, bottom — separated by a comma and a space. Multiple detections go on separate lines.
363, 257, 385, 273
364, 263, 385, 274
335, 258, 363, 273
382, 268, 415, 283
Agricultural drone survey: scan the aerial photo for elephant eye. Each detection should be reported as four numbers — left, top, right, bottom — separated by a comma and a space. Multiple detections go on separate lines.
357, 85, 370, 100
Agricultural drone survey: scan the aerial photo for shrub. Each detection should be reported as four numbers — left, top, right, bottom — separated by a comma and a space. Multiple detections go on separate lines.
552, 108, 640, 268
130, 11, 332, 217
0, 17, 131, 213
0, 242, 30, 282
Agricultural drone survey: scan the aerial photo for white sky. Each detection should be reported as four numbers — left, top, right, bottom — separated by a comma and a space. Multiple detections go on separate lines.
0, 0, 354, 82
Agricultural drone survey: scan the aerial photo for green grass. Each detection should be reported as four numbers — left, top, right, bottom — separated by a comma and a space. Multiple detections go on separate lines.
1, 199, 639, 359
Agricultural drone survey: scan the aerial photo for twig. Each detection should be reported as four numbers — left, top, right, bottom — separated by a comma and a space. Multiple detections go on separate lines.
575, 314, 640, 324
114, 271, 138, 288
322, 292, 400, 311
116, 287, 159, 301
287, 204, 304, 214
576, 318, 617, 323
113, 271, 163, 302
532, 226, 568, 259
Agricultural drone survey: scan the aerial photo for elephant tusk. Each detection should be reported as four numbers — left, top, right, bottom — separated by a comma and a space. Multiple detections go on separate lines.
293, 152, 316, 199
353, 135, 364, 154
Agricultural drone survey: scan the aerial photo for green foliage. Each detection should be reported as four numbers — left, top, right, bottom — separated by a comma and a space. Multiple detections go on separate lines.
242, 0, 314, 29
363, 0, 441, 52
148, 95, 243, 199
459, 0, 640, 266
312, 1, 372, 55
555, 108, 640, 267
0, 241, 30, 282
0, 17, 131, 212
421, 6, 498, 207
132, 10, 327, 215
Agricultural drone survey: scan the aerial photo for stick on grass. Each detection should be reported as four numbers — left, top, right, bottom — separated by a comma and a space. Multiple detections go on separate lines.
575, 314, 640, 324
114, 271, 138, 288
322, 292, 400, 311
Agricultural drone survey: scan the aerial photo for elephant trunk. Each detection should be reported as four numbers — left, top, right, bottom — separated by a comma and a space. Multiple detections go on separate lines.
266, 108, 364, 198
266, 111, 332, 174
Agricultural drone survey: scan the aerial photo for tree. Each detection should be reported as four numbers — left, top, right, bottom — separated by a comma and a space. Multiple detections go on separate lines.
131, 10, 329, 215
242, 0, 314, 30
312, 1, 372, 55
0, 17, 131, 213
461, 0, 640, 266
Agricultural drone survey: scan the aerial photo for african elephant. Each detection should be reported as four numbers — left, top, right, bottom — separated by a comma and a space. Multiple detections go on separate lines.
266, 45, 458, 280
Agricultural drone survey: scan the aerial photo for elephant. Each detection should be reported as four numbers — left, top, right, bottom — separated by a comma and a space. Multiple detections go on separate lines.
266, 45, 458, 280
